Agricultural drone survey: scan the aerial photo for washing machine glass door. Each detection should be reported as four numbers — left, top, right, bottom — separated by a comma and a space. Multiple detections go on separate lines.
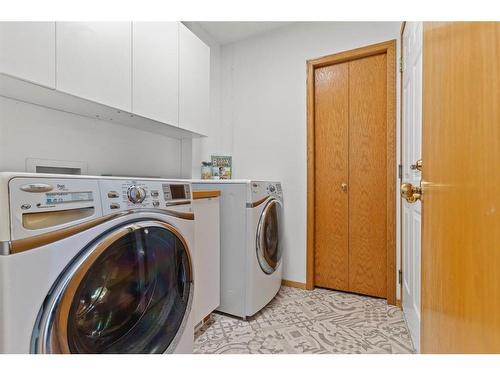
256, 199, 283, 274
35, 220, 192, 354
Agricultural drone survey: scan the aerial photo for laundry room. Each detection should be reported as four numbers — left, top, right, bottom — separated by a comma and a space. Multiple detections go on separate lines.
1, 0, 500, 374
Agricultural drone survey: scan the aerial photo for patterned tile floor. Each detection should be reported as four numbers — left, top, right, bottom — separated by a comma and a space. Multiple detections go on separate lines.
194, 286, 415, 354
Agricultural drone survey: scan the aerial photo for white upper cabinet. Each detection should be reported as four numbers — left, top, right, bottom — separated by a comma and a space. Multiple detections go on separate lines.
132, 22, 178, 126
0, 22, 56, 88
0, 22, 210, 138
179, 23, 210, 136
56, 22, 132, 111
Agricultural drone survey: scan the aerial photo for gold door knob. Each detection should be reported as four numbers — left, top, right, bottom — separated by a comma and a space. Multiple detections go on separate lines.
401, 182, 422, 203
341, 183, 348, 192
410, 159, 423, 172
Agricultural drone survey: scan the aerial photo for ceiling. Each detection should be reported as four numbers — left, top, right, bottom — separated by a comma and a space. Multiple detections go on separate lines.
196, 22, 294, 45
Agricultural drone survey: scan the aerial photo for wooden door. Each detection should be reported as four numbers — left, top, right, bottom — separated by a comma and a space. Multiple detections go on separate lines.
401, 22, 423, 352
421, 22, 500, 353
312, 42, 394, 300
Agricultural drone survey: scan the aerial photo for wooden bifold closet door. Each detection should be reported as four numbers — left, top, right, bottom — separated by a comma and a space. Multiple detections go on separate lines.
314, 52, 388, 299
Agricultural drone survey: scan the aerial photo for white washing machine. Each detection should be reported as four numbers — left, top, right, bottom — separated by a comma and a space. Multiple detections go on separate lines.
0, 172, 195, 354
192, 180, 283, 319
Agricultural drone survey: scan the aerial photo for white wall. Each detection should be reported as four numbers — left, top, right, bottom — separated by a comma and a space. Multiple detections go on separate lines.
218, 22, 401, 286
0, 96, 182, 177
182, 22, 230, 178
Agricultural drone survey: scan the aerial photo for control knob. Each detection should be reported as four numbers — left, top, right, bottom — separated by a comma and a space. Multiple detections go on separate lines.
127, 185, 146, 204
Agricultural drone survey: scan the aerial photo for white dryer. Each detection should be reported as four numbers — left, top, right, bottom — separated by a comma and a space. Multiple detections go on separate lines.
192, 180, 283, 319
0, 173, 195, 354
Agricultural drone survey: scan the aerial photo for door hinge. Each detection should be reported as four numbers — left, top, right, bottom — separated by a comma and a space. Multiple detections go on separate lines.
398, 164, 403, 179
399, 57, 404, 73
398, 269, 403, 285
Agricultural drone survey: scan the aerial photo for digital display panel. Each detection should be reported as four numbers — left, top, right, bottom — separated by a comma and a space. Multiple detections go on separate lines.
46, 191, 93, 205
169, 185, 186, 200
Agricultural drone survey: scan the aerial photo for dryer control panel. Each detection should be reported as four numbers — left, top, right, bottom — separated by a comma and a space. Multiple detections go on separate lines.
266, 182, 282, 197
250, 181, 283, 203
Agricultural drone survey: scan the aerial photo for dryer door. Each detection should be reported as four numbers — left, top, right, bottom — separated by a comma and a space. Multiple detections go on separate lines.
33, 220, 193, 354
256, 199, 283, 275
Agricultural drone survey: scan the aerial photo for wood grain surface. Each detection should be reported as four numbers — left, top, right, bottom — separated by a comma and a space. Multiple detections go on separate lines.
348, 53, 388, 298
306, 40, 396, 303
313, 62, 349, 291
192, 190, 221, 200
281, 279, 307, 290
385, 43, 396, 306
421, 22, 500, 353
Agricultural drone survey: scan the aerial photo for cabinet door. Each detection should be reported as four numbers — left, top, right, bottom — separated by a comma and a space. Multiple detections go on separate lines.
348, 53, 388, 299
0, 22, 56, 88
193, 197, 220, 325
56, 22, 132, 111
313, 62, 349, 291
179, 23, 210, 136
132, 22, 178, 126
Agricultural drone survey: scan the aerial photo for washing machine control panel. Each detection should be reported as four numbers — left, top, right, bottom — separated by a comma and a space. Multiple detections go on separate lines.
99, 180, 192, 215
8, 177, 193, 241
127, 185, 146, 204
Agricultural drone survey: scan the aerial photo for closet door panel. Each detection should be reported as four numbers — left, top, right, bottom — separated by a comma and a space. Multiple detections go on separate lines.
348, 54, 387, 298
313, 62, 349, 291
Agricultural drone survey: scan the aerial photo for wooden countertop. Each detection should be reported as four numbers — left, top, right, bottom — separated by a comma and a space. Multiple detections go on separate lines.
192, 190, 221, 200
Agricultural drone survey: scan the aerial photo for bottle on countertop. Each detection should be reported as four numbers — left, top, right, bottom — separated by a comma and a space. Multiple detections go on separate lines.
201, 161, 212, 180
211, 165, 220, 180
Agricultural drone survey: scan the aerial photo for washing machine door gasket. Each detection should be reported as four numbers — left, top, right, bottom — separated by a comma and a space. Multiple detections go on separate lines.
256, 199, 283, 275
32, 220, 193, 354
